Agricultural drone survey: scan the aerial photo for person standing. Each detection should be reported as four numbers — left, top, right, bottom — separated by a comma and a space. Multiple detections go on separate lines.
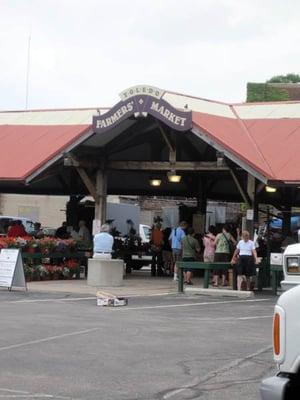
169, 221, 187, 281
213, 224, 236, 286
150, 222, 164, 276
162, 227, 172, 275
7, 220, 27, 237
78, 220, 91, 244
182, 227, 200, 285
203, 226, 216, 263
55, 222, 69, 239
231, 230, 258, 291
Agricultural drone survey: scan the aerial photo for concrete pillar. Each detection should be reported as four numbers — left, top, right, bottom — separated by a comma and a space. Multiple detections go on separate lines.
87, 258, 124, 287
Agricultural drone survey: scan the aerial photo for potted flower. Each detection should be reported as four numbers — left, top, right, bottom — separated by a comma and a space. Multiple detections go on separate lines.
39, 265, 49, 280
24, 265, 34, 282
25, 238, 40, 254
39, 237, 56, 255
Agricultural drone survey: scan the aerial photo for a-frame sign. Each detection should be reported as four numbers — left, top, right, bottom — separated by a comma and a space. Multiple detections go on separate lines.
0, 249, 27, 291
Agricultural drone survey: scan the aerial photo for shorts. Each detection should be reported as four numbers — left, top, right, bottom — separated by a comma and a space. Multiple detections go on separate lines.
182, 257, 196, 272
214, 253, 230, 262
162, 250, 172, 264
204, 254, 214, 263
236, 255, 256, 277
213, 253, 230, 275
172, 249, 182, 262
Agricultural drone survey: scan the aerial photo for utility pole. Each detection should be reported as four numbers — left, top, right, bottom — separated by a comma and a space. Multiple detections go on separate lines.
25, 29, 31, 109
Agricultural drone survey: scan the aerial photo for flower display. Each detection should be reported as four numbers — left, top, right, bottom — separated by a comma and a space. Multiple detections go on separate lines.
0, 237, 82, 281
0, 236, 78, 252
23, 261, 80, 281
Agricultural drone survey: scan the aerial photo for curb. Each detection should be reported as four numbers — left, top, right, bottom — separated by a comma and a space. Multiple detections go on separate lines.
184, 287, 254, 298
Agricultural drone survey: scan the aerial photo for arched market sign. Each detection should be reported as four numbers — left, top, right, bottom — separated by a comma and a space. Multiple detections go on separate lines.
92, 85, 192, 133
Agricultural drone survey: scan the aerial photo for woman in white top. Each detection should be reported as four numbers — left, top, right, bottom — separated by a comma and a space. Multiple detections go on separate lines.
231, 230, 258, 291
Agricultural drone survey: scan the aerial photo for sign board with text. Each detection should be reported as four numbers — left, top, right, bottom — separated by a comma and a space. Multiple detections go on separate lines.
246, 209, 254, 220
0, 249, 26, 290
93, 85, 192, 133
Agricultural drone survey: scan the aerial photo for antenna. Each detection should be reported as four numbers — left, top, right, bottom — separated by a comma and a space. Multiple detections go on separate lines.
25, 29, 31, 109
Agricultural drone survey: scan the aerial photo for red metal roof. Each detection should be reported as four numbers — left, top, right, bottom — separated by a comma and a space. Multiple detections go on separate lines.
0, 124, 90, 180
1, 90, 300, 184
192, 111, 300, 183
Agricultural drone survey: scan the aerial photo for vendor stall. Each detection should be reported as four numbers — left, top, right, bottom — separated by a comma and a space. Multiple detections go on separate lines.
0, 236, 90, 281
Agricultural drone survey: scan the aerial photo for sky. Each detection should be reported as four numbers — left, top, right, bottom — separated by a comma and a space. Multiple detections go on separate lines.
0, 0, 300, 110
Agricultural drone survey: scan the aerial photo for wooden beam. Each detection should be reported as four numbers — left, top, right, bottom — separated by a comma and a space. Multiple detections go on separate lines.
229, 169, 252, 206
75, 167, 97, 200
107, 161, 229, 171
64, 157, 229, 171
156, 122, 175, 153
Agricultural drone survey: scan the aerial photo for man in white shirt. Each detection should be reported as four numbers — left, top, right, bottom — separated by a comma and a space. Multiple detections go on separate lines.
93, 224, 114, 259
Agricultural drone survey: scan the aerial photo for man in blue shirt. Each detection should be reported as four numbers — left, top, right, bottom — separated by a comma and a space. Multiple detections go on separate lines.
169, 221, 187, 280
93, 224, 114, 259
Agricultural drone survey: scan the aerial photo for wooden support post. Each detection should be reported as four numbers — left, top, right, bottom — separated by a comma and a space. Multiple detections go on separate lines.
94, 170, 107, 225
246, 174, 256, 236
194, 179, 207, 233
282, 205, 292, 236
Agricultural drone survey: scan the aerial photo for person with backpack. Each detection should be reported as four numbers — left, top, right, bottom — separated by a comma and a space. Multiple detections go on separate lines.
182, 227, 200, 285
213, 224, 236, 286
169, 221, 187, 281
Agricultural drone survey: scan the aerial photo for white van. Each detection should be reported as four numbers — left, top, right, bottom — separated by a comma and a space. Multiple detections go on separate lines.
281, 243, 300, 291
0, 216, 35, 235
260, 285, 300, 399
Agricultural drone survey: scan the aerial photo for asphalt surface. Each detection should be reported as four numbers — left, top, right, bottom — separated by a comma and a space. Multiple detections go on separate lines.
0, 289, 277, 400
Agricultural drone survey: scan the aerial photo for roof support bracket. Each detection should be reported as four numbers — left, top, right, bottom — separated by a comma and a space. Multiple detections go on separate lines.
65, 154, 98, 200
75, 167, 97, 201
229, 167, 252, 207
156, 121, 177, 165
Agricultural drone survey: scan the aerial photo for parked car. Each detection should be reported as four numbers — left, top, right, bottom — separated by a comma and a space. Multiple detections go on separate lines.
0, 216, 35, 235
41, 227, 56, 237
139, 224, 151, 243
260, 285, 300, 399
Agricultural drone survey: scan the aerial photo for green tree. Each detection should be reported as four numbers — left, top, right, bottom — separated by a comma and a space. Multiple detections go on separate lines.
247, 73, 300, 102
267, 73, 300, 83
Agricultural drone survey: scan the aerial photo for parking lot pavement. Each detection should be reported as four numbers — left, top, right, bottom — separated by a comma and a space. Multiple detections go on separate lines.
0, 289, 277, 400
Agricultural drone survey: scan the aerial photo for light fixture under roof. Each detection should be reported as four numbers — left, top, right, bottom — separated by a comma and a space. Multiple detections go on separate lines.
167, 171, 182, 183
149, 178, 162, 187
265, 186, 277, 193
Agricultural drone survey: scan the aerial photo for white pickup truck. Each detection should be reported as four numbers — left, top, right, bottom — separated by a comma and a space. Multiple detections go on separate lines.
260, 284, 300, 399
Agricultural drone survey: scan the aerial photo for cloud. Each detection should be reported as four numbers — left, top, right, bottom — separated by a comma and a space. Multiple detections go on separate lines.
0, 0, 299, 109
